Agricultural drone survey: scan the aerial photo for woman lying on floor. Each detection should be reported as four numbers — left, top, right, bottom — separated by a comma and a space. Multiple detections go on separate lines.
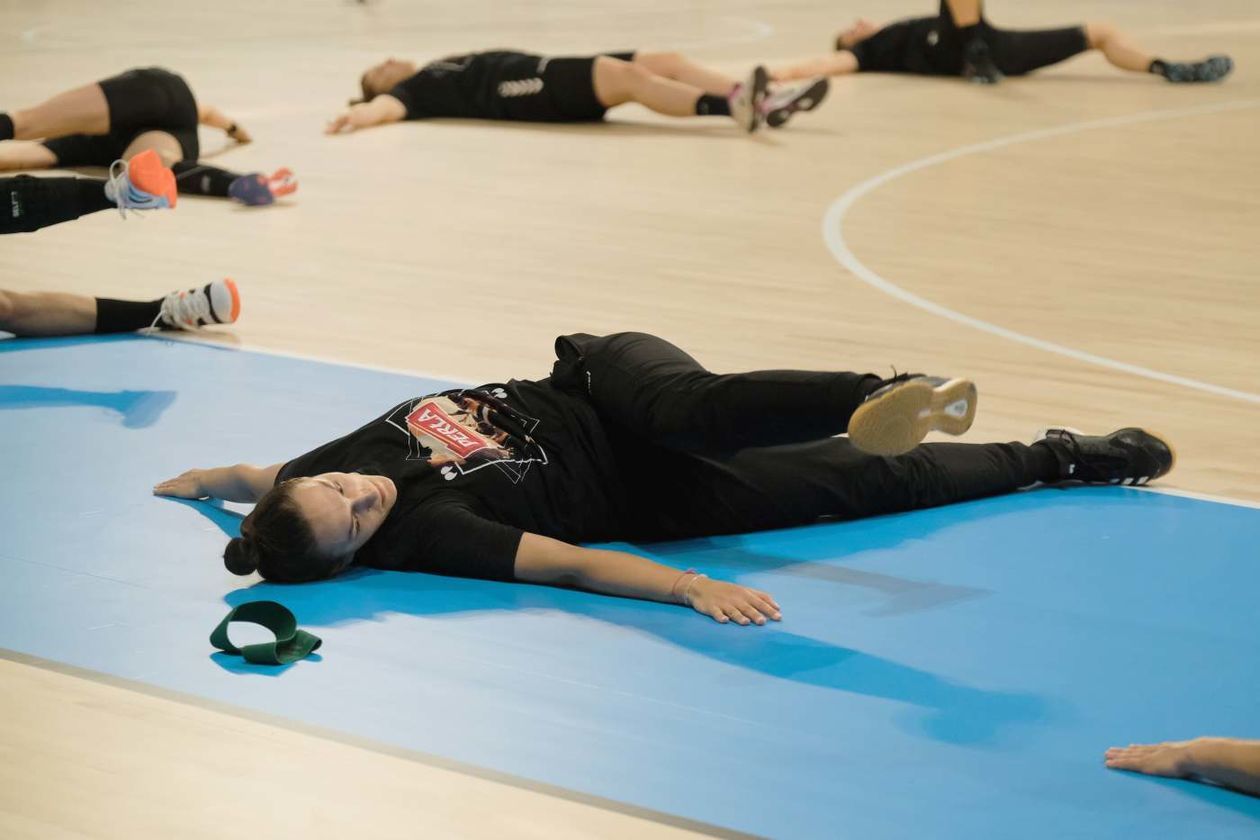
156, 332, 1173, 626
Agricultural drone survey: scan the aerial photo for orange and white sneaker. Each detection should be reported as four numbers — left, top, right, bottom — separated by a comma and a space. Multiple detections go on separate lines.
156, 278, 241, 330
227, 167, 299, 206
105, 149, 178, 217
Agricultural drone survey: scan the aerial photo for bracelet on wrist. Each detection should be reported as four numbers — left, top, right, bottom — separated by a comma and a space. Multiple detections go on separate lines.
669, 568, 698, 603
682, 573, 708, 607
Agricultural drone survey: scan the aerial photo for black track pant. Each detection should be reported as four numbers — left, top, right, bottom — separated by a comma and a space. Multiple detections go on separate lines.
551, 332, 1055, 541
2, 175, 112, 234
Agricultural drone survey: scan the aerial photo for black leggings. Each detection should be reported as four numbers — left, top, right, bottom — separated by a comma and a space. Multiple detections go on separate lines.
1, 175, 112, 234
551, 332, 1054, 541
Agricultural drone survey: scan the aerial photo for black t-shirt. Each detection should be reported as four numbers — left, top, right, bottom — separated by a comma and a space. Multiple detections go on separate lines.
387, 50, 543, 120
849, 16, 966, 75
277, 380, 627, 581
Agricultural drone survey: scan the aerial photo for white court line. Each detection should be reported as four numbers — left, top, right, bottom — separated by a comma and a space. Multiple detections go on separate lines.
1139, 486, 1260, 511
822, 98, 1260, 406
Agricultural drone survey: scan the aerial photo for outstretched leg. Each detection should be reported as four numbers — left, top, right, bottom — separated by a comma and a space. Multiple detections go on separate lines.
171, 160, 298, 205
593, 55, 725, 117
0, 279, 240, 337
631, 435, 1061, 540
591, 56, 768, 131
0, 175, 113, 233
1, 152, 175, 229
1, 82, 110, 141
630, 52, 738, 96
1085, 22, 1233, 81
0, 141, 58, 172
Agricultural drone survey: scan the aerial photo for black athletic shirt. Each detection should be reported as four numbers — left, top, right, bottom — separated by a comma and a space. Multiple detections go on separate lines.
277, 380, 626, 581
387, 50, 543, 120
849, 16, 966, 75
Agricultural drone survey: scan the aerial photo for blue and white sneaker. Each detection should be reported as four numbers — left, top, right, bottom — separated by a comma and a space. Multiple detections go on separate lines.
103, 149, 177, 218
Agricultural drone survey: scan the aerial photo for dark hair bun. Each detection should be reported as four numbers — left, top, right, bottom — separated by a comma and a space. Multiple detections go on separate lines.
223, 537, 259, 576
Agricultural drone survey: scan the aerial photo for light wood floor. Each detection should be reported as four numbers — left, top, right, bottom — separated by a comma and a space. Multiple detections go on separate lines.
2, 0, 1257, 836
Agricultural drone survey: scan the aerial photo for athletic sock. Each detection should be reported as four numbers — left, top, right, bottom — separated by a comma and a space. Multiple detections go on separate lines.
94, 297, 163, 334
1, 175, 114, 235
0, 113, 13, 141
695, 94, 731, 117
172, 160, 239, 198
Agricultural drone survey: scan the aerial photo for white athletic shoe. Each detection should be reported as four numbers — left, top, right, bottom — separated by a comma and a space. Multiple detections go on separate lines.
103, 149, 177, 218
156, 278, 241, 330
728, 66, 768, 133
762, 77, 830, 129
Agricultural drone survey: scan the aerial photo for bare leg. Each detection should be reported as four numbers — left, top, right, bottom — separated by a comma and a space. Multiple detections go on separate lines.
769, 52, 858, 83
0, 289, 97, 336
122, 130, 184, 167
0, 141, 58, 172
1085, 22, 1154, 72
944, 0, 983, 27
10, 83, 110, 140
592, 56, 708, 117
631, 52, 737, 96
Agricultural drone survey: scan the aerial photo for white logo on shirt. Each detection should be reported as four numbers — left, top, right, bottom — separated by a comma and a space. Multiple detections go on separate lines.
498, 77, 544, 98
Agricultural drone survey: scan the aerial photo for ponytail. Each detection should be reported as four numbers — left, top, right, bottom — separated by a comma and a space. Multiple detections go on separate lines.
221, 480, 345, 582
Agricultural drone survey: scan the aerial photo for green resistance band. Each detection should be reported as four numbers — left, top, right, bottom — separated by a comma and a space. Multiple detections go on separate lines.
210, 601, 322, 665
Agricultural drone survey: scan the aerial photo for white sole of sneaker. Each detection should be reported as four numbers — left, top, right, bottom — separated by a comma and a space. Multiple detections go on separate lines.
848, 378, 978, 456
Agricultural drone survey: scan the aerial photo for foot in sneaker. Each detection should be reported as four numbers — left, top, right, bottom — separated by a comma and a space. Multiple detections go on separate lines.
228, 168, 298, 206
762, 77, 830, 129
1034, 427, 1174, 486
1152, 55, 1233, 83
962, 36, 1004, 85
728, 66, 769, 133
104, 149, 177, 217
848, 374, 978, 456
157, 278, 241, 331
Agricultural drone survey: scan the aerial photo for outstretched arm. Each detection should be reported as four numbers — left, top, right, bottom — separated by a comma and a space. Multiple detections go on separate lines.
154, 463, 283, 503
198, 104, 251, 143
514, 532, 781, 625
769, 52, 859, 83
325, 95, 407, 134
1106, 738, 1260, 797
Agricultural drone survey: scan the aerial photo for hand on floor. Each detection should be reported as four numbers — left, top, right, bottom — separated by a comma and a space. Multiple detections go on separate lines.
689, 578, 781, 626
154, 469, 208, 499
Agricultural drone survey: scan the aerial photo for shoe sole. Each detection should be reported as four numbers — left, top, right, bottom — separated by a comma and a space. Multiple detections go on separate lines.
125, 149, 178, 209
745, 66, 768, 132
848, 378, 977, 456
211, 278, 241, 324
766, 77, 829, 129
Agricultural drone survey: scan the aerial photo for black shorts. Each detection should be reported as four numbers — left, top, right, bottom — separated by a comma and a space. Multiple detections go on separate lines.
483, 50, 634, 122
42, 67, 199, 167
535, 50, 635, 121
988, 25, 1089, 76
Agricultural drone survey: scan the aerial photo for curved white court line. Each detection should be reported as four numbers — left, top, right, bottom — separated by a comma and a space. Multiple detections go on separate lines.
822, 98, 1260, 406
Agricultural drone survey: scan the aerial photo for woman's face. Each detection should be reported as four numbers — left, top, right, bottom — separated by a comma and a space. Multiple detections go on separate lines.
364, 58, 417, 97
288, 472, 398, 560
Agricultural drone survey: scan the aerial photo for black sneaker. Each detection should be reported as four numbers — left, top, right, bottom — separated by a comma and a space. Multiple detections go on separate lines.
848, 374, 977, 456
1155, 55, 1234, 83
1035, 427, 1175, 485
962, 36, 1004, 85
